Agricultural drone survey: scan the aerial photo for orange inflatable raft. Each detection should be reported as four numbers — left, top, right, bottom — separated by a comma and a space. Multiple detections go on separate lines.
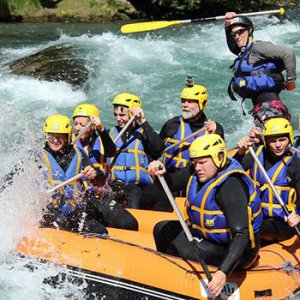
16, 198, 300, 300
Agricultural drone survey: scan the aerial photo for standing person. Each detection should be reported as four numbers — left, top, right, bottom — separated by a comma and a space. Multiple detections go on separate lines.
72, 103, 116, 173
148, 134, 262, 297
235, 117, 300, 242
108, 92, 171, 211
225, 12, 296, 126
160, 76, 224, 173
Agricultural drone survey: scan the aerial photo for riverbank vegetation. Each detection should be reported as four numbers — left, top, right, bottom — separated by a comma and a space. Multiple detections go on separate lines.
0, 0, 137, 22
0, 0, 299, 22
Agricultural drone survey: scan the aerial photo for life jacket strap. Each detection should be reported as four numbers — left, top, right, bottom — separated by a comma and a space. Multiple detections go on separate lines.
228, 77, 238, 101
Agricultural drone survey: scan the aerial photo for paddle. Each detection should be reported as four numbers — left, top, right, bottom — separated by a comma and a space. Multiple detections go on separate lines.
114, 115, 136, 144
45, 173, 83, 195
157, 175, 221, 298
71, 121, 92, 146
163, 127, 206, 154
248, 146, 300, 237
290, 146, 300, 155
121, 8, 285, 34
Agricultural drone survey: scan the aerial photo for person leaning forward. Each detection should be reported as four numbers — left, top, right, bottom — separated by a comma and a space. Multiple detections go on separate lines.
225, 12, 296, 126
160, 76, 224, 174
148, 134, 262, 297
235, 117, 300, 243
107, 93, 171, 211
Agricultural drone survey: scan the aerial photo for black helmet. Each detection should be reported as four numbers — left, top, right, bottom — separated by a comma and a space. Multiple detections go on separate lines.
229, 16, 253, 31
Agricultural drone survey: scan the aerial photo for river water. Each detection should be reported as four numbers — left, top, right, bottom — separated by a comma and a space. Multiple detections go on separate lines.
0, 7, 299, 299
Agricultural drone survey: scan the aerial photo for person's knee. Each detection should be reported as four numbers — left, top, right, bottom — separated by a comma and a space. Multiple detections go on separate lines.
84, 219, 108, 234
126, 184, 142, 208
119, 215, 139, 231
154, 221, 182, 252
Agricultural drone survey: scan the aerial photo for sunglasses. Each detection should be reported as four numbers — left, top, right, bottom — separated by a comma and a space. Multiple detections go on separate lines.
230, 28, 248, 37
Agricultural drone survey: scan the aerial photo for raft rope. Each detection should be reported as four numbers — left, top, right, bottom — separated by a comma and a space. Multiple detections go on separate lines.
254, 249, 300, 272
83, 232, 200, 274
83, 233, 300, 276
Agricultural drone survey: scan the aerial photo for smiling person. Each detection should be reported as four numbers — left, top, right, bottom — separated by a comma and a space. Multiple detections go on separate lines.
148, 134, 262, 297
72, 103, 116, 173
41, 114, 108, 234
225, 12, 296, 126
160, 76, 224, 174
235, 118, 300, 243
108, 93, 171, 211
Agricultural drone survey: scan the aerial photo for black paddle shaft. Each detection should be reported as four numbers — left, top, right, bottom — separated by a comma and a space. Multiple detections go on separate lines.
190, 239, 212, 281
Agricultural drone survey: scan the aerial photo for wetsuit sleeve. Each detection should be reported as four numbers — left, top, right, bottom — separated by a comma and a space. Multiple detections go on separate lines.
225, 26, 240, 55
141, 121, 165, 159
98, 129, 116, 157
164, 163, 194, 192
233, 151, 254, 171
287, 155, 300, 207
159, 117, 180, 141
215, 122, 225, 140
251, 41, 296, 81
216, 175, 250, 275
87, 193, 138, 230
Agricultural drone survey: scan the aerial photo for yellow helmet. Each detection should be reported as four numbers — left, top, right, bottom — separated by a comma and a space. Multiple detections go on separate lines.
263, 117, 294, 144
112, 93, 142, 109
180, 77, 208, 111
72, 103, 100, 118
189, 134, 227, 168
43, 114, 72, 143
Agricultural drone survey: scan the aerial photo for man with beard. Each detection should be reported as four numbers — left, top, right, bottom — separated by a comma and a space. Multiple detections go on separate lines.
160, 77, 224, 174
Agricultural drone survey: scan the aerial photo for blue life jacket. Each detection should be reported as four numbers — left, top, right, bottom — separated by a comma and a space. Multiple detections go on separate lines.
186, 158, 262, 247
162, 116, 206, 170
76, 135, 108, 172
42, 147, 85, 216
230, 43, 284, 99
107, 127, 152, 185
251, 145, 298, 220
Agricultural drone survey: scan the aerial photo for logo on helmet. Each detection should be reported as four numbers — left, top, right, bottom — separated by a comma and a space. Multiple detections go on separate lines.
51, 124, 60, 131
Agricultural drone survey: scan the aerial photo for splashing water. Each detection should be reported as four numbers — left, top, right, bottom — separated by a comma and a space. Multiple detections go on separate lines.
0, 9, 300, 298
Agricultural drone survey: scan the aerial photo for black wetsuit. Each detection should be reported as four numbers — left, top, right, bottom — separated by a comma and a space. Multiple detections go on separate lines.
84, 129, 117, 158
113, 121, 172, 211
40, 144, 138, 233
159, 113, 224, 197
154, 162, 259, 274
234, 148, 300, 242
160, 113, 224, 169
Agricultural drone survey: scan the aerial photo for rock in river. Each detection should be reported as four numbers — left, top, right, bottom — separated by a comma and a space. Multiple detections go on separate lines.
7, 44, 89, 88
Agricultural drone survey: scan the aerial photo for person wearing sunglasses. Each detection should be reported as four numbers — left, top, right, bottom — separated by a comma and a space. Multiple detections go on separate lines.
224, 12, 296, 127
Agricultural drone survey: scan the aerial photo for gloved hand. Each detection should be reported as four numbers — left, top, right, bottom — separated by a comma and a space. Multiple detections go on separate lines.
286, 81, 296, 91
